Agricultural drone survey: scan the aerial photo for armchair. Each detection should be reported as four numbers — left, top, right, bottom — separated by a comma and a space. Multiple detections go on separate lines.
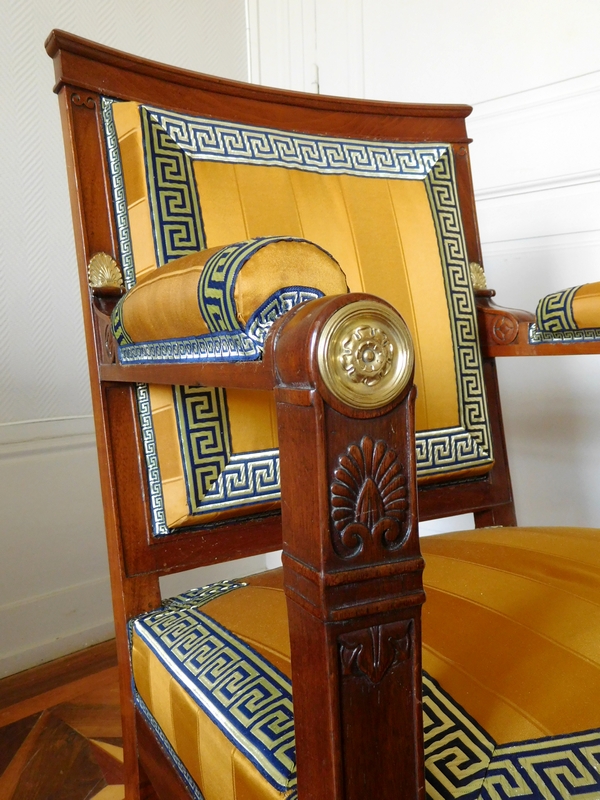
47, 30, 600, 800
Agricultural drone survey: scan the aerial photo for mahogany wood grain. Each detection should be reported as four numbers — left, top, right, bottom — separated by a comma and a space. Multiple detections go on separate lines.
269, 296, 424, 799
46, 31, 471, 144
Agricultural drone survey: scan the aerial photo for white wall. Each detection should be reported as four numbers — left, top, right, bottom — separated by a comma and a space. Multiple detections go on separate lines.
0, 0, 252, 678
5, 0, 600, 678
248, 0, 600, 533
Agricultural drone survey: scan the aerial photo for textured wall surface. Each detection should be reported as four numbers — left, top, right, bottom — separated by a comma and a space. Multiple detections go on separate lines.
6, 0, 600, 677
249, 0, 600, 534
0, 0, 250, 677
1, 0, 248, 425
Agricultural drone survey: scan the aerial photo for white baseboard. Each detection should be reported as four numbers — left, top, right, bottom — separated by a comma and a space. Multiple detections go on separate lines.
0, 576, 115, 679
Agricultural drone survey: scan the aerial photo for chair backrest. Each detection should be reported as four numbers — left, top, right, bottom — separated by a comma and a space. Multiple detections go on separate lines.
47, 30, 515, 548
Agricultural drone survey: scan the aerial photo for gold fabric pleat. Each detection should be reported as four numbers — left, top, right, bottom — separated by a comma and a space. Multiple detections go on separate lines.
573, 281, 600, 329
421, 527, 600, 743
193, 161, 459, 433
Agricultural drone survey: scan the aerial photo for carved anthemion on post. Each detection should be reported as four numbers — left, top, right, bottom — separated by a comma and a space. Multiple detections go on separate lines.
330, 436, 408, 559
339, 621, 412, 684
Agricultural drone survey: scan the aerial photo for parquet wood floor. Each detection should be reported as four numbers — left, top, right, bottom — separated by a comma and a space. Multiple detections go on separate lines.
0, 641, 124, 799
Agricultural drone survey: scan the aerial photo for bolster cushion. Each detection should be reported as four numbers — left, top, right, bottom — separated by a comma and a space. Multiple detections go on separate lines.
112, 236, 348, 352
536, 282, 600, 332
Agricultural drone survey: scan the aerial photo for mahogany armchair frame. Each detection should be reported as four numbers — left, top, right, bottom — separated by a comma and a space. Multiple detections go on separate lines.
46, 29, 600, 800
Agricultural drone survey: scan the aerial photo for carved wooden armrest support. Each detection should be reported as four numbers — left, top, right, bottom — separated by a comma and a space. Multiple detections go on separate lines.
475, 289, 536, 357
476, 290, 600, 357
268, 293, 424, 800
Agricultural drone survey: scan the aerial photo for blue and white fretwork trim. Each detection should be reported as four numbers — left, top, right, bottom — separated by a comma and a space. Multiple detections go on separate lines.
133, 605, 297, 793
423, 669, 600, 800
480, 729, 600, 800
529, 322, 600, 345
141, 106, 207, 266
423, 672, 494, 800
200, 450, 280, 512
247, 286, 324, 346
135, 383, 169, 536
198, 236, 330, 336
102, 99, 170, 536
173, 386, 232, 514
421, 149, 492, 476
163, 580, 247, 611
118, 331, 260, 365
102, 98, 136, 291
146, 106, 447, 180
535, 285, 580, 332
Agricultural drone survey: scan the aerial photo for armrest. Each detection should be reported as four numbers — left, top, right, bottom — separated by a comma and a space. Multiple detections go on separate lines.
270, 293, 424, 800
90, 236, 348, 387
475, 290, 600, 357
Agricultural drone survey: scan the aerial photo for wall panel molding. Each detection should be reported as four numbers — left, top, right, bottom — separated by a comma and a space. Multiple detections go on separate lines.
475, 169, 600, 202
471, 70, 600, 123
0, 416, 95, 457
469, 71, 600, 198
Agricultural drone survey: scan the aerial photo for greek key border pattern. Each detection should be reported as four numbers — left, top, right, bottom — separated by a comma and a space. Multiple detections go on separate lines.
420, 150, 492, 474
141, 107, 207, 265
529, 322, 600, 344
535, 285, 579, 332
481, 730, 600, 799
163, 580, 247, 611
118, 332, 260, 365
101, 98, 136, 290
200, 450, 280, 512
134, 606, 297, 793
146, 106, 447, 179
102, 101, 168, 536
247, 287, 324, 346
136, 384, 169, 536
173, 386, 232, 513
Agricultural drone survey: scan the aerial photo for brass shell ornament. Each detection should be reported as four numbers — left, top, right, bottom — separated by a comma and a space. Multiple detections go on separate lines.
87, 252, 124, 290
469, 261, 487, 291
317, 300, 414, 409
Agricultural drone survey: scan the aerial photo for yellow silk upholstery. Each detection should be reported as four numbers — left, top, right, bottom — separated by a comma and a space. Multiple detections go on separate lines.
132, 571, 292, 800
113, 101, 460, 435
132, 529, 600, 800
573, 282, 600, 329
193, 161, 459, 434
421, 527, 600, 743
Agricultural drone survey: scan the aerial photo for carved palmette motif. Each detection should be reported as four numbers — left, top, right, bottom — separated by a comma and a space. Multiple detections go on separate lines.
330, 436, 408, 559
339, 621, 412, 684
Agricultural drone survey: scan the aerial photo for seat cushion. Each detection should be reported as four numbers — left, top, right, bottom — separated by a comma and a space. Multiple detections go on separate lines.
132, 570, 295, 800
131, 527, 600, 800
